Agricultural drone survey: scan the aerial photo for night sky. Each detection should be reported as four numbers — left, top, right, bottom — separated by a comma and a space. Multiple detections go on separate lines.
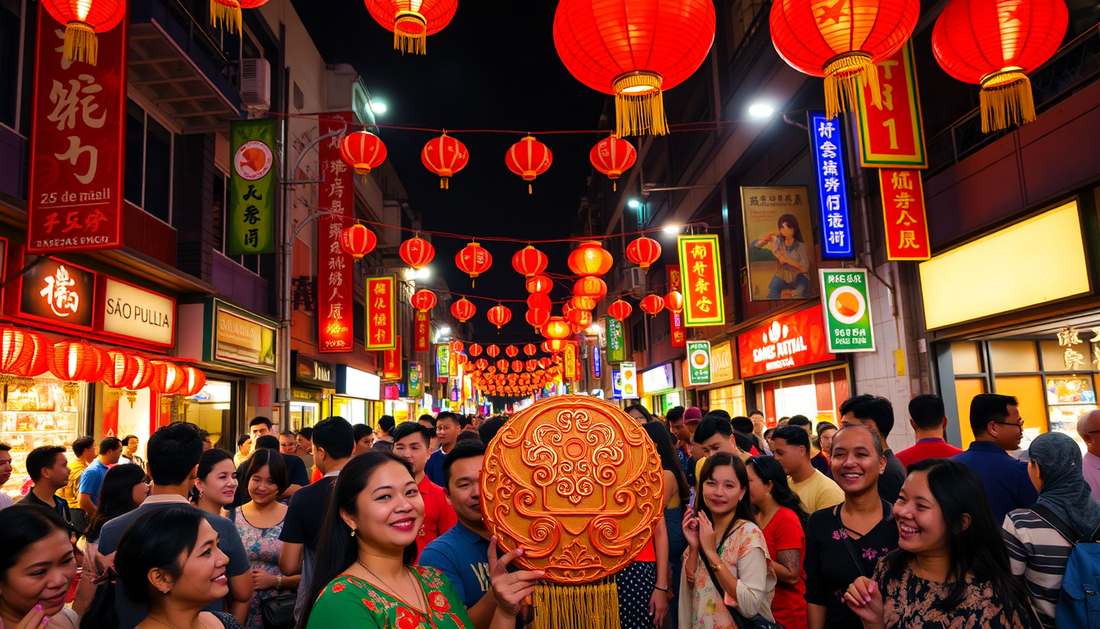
292, 1, 608, 344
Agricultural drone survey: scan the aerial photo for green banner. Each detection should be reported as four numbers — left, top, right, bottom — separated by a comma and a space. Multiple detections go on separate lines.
686, 340, 711, 386
409, 361, 423, 398
229, 120, 276, 254
608, 317, 626, 363
819, 269, 876, 353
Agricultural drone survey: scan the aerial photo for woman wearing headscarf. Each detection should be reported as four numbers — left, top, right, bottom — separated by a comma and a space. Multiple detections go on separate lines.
1003, 431, 1100, 628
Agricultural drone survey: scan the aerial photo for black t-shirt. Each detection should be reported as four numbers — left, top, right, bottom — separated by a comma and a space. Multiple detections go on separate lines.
279, 475, 337, 552
19, 489, 72, 525
878, 451, 907, 503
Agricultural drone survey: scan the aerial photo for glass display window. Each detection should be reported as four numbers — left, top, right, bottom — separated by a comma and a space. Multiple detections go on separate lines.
1, 378, 86, 500
182, 380, 234, 449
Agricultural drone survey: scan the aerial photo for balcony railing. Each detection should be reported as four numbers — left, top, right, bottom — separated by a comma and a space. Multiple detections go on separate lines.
132, 0, 240, 97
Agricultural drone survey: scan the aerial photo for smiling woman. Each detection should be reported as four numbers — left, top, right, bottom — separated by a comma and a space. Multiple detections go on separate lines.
0, 505, 80, 629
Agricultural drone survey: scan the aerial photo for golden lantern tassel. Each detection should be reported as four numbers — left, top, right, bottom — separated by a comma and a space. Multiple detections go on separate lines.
394, 10, 427, 55
64, 22, 98, 66
528, 183, 533, 194
614, 72, 669, 137
979, 69, 1035, 133
532, 581, 620, 629
823, 52, 880, 121
210, 0, 242, 34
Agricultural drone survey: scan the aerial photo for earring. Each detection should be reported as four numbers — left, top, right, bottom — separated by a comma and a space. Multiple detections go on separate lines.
162, 587, 170, 594
351, 529, 356, 538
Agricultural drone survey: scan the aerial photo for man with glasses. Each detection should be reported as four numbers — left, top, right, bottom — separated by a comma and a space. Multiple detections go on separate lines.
1076, 409, 1100, 500
954, 393, 1037, 524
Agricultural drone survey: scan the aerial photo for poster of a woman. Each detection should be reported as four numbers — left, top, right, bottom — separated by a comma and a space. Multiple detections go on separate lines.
753, 214, 811, 298
741, 186, 818, 301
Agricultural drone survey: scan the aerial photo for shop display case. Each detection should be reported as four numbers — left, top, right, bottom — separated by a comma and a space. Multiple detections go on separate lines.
1046, 375, 1097, 450
0, 379, 85, 500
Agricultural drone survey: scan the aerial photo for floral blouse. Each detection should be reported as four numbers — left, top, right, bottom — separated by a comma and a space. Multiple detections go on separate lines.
232, 508, 288, 629
306, 567, 471, 629
678, 520, 776, 629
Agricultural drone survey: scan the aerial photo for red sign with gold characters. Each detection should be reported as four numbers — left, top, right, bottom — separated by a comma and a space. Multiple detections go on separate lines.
667, 267, 686, 348
27, 5, 128, 254
878, 169, 931, 260
856, 42, 928, 169
366, 276, 397, 350
317, 113, 355, 352
737, 304, 836, 378
414, 310, 430, 352
382, 335, 402, 379
677, 234, 725, 327
564, 342, 578, 381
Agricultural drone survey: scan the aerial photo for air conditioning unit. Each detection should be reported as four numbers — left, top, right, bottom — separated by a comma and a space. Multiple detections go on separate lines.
240, 58, 271, 111
628, 267, 646, 298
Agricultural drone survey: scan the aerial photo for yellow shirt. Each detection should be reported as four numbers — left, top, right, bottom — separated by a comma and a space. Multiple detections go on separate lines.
789, 469, 845, 514
60, 459, 87, 509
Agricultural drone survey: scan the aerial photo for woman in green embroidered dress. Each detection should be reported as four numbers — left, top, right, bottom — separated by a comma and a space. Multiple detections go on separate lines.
298, 451, 542, 629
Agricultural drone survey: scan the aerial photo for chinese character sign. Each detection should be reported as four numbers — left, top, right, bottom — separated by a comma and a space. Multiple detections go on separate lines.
878, 169, 930, 260
819, 270, 876, 353
686, 340, 711, 387
408, 362, 423, 399
741, 186, 818, 301
414, 310, 430, 352
365, 276, 397, 350
676, 234, 726, 327
591, 343, 602, 379
318, 113, 355, 352
668, 267, 686, 347
436, 344, 450, 382
28, 6, 128, 254
808, 112, 854, 259
382, 335, 402, 379
856, 42, 928, 169
608, 316, 626, 362
564, 343, 578, 381
229, 120, 276, 254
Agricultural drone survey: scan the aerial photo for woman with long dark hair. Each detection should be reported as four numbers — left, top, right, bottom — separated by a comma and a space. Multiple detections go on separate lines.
298, 451, 541, 629
845, 458, 1038, 627
0, 505, 79, 629
80, 505, 242, 629
680, 453, 775, 627
747, 456, 808, 629
192, 448, 238, 516
753, 213, 811, 298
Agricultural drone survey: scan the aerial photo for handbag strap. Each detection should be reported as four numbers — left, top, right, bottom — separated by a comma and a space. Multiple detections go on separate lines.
1030, 503, 1100, 544
834, 505, 867, 578
702, 555, 741, 620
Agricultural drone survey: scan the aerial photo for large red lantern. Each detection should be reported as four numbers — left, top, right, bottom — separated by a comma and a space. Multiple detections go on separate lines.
12, 333, 51, 380
526, 293, 552, 312
570, 296, 599, 312
770, 0, 919, 120
455, 241, 492, 287
526, 308, 550, 332
568, 241, 614, 277
505, 136, 553, 194
42, 0, 127, 65
487, 305, 512, 330
127, 355, 154, 390
932, 0, 1067, 132
421, 133, 469, 188
607, 299, 633, 322
340, 131, 388, 175
486, 344, 501, 358
339, 225, 377, 260
665, 290, 684, 314
567, 308, 593, 327
180, 365, 208, 397
149, 361, 186, 395
553, 0, 716, 137
542, 339, 568, 354
102, 350, 139, 390
543, 317, 572, 341
626, 236, 662, 270
0, 328, 31, 375
411, 289, 437, 312
573, 276, 608, 300
590, 136, 637, 190
364, 0, 458, 54
526, 275, 553, 294
399, 236, 435, 270
640, 294, 665, 317
512, 246, 549, 278
451, 297, 476, 323
48, 340, 101, 382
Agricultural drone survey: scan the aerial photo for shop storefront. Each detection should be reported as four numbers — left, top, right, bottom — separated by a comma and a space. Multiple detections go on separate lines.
290, 352, 335, 431
737, 304, 850, 428
334, 364, 380, 425
699, 340, 746, 416
639, 362, 681, 415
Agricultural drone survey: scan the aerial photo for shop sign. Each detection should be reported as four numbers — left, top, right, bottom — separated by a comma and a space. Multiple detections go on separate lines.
668, 267, 686, 347
384, 384, 400, 400
228, 120, 276, 254
612, 369, 622, 399
686, 340, 711, 387
564, 343, 578, 381
365, 276, 397, 350
436, 344, 451, 382
27, 6, 127, 254
737, 304, 836, 378
711, 341, 734, 383
215, 303, 277, 370
879, 169, 930, 260
621, 361, 638, 399
292, 388, 321, 402
408, 361, 423, 399
337, 365, 380, 400
293, 352, 336, 388
641, 363, 674, 394
99, 277, 175, 347
382, 335, 402, 379
414, 310, 430, 352
608, 316, 626, 362
808, 112, 854, 259
741, 186, 818, 301
856, 42, 928, 169
449, 377, 459, 402
317, 113, 354, 352
449, 347, 459, 377
677, 234, 726, 327
820, 270, 876, 353
16, 257, 95, 330
591, 343, 602, 379
1055, 326, 1100, 371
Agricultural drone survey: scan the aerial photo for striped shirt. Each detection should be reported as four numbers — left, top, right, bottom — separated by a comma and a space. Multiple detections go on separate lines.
1002, 509, 1074, 628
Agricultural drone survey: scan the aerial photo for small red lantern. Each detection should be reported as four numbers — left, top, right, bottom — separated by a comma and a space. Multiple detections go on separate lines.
399, 236, 435, 270
568, 241, 613, 277
526, 359, 538, 373
571, 295, 599, 312
42, 0, 127, 65
543, 317, 572, 341
539, 358, 551, 369
486, 345, 501, 358
607, 299, 633, 322
626, 236, 662, 270
526, 275, 553, 294
476, 358, 489, 371
48, 339, 100, 382
149, 361, 186, 395
568, 309, 593, 327
455, 241, 492, 287
665, 290, 684, 314
364, 0, 458, 54
487, 305, 512, 330
590, 136, 637, 190
523, 343, 537, 357
640, 294, 665, 317
339, 225, 377, 260
502, 345, 516, 358
511, 359, 524, 373
469, 344, 483, 358
450, 340, 465, 354
411, 289, 437, 312
496, 359, 510, 373
505, 136, 553, 194
340, 131, 388, 175
0, 328, 31, 375
180, 365, 207, 397
451, 297, 476, 323
421, 133, 469, 188
512, 245, 549, 278
527, 293, 552, 312
573, 276, 608, 300
526, 308, 550, 332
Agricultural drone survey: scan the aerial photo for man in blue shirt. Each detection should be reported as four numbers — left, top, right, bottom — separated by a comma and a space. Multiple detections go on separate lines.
77, 436, 122, 518
425, 412, 460, 486
954, 393, 1038, 524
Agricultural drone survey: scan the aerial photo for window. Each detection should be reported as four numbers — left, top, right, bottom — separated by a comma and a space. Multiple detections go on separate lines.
0, 0, 21, 131
124, 99, 174, 223
213, 170, 260, 274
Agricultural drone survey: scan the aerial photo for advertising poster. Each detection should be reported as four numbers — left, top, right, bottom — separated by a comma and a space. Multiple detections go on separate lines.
608, 316, 626, 362
228, 119, 277, 254
820, 269, 876, 352
620, 361, 638, 399
686, 340, 711, 387
741, 186, 817, 301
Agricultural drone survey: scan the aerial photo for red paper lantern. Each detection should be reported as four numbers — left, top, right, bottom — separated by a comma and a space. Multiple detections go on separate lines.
665, 290, 684, 314
42, 0, 127, 65
525, 359, 538, 373
476, 358, 489, 371
568, 241, 613, 277
450, 340, 465, 354
526, 293, 552, 312
523, 343, 537, 357
542, 339, 568, 354
411, 289, 437, 312
12, 333, 51, 380
102, 350, 139, 389
399, 236, 435, 270
496, 359, 510, 373
526, 308, 550, 332
640, 294, 665, 317
180, 365, 207, 397
553, 0, 716, 137
421, 133, 469, 188
932, 0, 1067, 132
770, 0, 919, 120
127, 355, 154, 390
487, 305, 512, 330
571, 295, 599, 312
573, 276, 608, 299
526, 275, 553, 294
607, 299, 633, 322
543, 317, 572, 341
505, 345, 519, 358
512, 245, 549, 278
451, 298, 476, 323
626, 236, 662, 270
568, 309, 593, 327
455, 241, 492, 287
48, 339, 100, 381
340, 131, 388, 175
539, 358, 551, 369
590, 136, 637, 190
364, 0, 458, 54
486, 345, 501, 358
149, 361, 186, 395
469, 344, 483, 358
339, 225, 377, 260
0, 328, 31, 375
505, 136, 552, 194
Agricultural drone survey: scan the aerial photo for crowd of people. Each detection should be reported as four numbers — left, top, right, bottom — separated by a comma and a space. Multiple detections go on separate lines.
0, 392, 1097, 628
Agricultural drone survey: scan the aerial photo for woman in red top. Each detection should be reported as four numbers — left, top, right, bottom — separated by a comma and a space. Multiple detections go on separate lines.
747, 456, 809, 629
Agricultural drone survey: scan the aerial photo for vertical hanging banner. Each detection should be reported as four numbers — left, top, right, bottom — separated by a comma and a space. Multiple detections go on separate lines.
317, 113, 354, 352
856, 42, 928, 169
677, 234, 726, 327
879, 169, 931, 260
591, 343, 602, 379
668, 267, 686, 347
414, 310, 430, 352
686, 340, 712, 387
808, 112, 855, 259
365, 276, 397, 350
820, 270, 876, 352
382, 335, 402, 379
564, 343, 578, 381
608, 317, 626, 362
436, 344, 451, 382
229, 120, 277, 254
28, 6, 128, 254
620, 361, 639, 399
408, 362, 423, 399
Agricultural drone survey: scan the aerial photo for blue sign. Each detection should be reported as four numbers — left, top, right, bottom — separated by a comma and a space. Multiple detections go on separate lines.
592, 345, 602, 379
612, 369, 622, 399
808, 112, 854, 259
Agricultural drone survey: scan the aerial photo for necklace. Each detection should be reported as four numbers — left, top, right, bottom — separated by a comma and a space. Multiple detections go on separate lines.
144, 613, 207, 629
356, 558, 429, 618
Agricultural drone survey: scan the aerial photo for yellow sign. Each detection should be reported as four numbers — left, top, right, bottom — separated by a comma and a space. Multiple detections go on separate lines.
711, 341, 735, 383
214, 305, 276, 370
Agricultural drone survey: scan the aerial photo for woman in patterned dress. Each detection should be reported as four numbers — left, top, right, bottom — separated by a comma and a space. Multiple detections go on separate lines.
234, 449, 298, 629
298, 451, 542, 629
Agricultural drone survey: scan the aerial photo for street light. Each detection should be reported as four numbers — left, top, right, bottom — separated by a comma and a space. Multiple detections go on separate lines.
662, 225, 680, 235
627, 199, 642, 210
370, 101, 388, 115
748, 103, 774, 118
415, 268, 430, 279
438, 326, 451, 335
